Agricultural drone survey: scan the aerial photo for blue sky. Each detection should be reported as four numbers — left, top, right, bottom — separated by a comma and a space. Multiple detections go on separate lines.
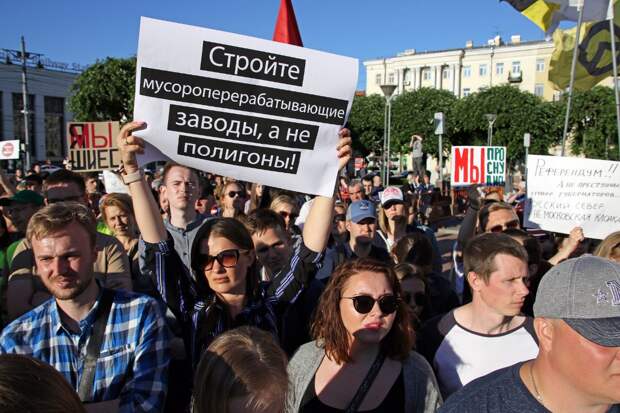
2, 1, 546, 89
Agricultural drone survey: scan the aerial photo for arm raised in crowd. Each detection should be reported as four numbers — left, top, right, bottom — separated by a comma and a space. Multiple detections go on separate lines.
117, 121, 167, 243
301, 129, 352, 253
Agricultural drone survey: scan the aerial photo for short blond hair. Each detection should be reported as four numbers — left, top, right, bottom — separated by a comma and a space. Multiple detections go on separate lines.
27, 202, 96, 247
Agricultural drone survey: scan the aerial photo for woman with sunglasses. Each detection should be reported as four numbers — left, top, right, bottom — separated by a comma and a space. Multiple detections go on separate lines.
118, 121, 351, 367
288, 259, 442, 413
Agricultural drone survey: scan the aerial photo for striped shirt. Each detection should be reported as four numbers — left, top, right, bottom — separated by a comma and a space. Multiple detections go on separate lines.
143, 237, 321, 366
0, 288, 170, 412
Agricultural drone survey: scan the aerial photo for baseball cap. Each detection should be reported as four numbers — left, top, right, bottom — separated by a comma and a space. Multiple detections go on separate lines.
379, 186, 404, 208
346, 200, 376, 224
534, 255, 620, 347
0, 190, 44, 206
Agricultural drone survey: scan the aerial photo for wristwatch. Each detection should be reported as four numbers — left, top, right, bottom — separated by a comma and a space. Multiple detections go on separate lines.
121, 169, 144, 185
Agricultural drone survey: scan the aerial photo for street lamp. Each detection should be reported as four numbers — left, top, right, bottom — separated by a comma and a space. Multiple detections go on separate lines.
380, 84, 397, 186
485, 114, 497, 146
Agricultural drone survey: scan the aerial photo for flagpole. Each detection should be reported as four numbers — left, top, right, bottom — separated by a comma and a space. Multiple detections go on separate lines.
609, 3, 620, 159
561, 1, 586, 156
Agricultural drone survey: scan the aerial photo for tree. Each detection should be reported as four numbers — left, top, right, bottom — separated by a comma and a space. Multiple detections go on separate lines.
68, 57, 136, 122
347, 94, 385, 154
556, 86, 619, 161
390, 88, 457, 159
451, 85, 560, 166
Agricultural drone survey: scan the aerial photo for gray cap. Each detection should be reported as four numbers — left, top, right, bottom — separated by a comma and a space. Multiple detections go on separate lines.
534, 255, 620, 347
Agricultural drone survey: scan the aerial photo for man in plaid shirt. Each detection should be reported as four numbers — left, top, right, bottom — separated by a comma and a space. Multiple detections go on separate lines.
0, 202, 170, 412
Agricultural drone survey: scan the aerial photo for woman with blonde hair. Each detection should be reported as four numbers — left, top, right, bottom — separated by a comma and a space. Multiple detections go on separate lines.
595, 231, 620, 263
192, 326, 288, 413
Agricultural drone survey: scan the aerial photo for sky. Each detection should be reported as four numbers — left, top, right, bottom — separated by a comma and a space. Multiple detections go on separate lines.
2, 1, 548, 90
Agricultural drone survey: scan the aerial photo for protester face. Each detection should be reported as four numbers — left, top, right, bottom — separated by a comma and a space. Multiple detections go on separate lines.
45, 182, 86, 205
423, 175, 430, 184
32, 221, 97, 301
272, 203, 298, 232
362, 180, 373, 195
348, 183, 364, 202
339, 270, 397, 346
471, 253, 529, 316
346, 218, 376, 246
195, 195, 216, 215
85, 178, 98, 194
103, 205, 136, 239
223, 183, 245, 213
545, 319, 620, 404
33, 165, 41, 174
372, 175, 382, 187
400, 277, 426, 317
332, 206, 347, 238
485, 209, 520, 233
251, 227, 292, 275
3, 203, 39, 233
162, 166, 200, 211
200, 235, 253, 295
384, 202, 406, 222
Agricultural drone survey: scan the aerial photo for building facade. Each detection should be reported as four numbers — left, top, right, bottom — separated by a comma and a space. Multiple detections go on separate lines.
364, 35, 613, 100
0, 49, 81, 166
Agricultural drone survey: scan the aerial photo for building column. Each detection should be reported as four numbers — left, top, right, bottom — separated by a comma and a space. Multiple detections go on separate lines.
451, 64, 457, 95
455, 63, 462, 98
416, 67, 422, 89
34, 94, 45, 161
434, 66, 439, 89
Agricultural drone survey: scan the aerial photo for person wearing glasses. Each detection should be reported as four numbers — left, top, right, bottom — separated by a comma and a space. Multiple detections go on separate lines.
416, 233, 538, 398
217, 181, 246, 218
117, 120, 350, 368
270, 194, 300, 234
287, 259, 442, 413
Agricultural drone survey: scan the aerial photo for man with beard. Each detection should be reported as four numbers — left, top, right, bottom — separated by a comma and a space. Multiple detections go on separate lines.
0, 202, 170, 411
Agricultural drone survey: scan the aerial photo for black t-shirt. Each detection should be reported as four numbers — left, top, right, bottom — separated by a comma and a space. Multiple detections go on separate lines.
439, 362, 620, 413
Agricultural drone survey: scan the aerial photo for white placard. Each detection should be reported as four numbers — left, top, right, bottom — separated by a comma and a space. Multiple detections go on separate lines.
0, 140, 20, 160
133, 17, 358, 196
524, 155, 620, 239
102, 170, 129, 195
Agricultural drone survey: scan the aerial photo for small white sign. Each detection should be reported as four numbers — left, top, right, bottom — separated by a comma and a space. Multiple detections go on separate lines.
102, 170, 129, 195
524, 155, 620, 239
133, 17, 358, 196
0, 140, 20, 160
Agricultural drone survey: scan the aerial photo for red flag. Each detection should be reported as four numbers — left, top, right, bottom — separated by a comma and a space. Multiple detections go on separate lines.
273, 0, 303, 46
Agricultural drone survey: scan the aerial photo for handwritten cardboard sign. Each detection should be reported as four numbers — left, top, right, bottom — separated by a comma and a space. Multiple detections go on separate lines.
450, 146, 506, 186
133, 17, 358, 197
67, 121, 120, 172
524, 155, 620, 239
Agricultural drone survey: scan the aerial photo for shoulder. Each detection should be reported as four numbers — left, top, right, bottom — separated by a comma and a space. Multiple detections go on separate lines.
0, 300, 54, 346
110, 289, 165, 318
403, 351, 435, 377
289, 340, 324, 367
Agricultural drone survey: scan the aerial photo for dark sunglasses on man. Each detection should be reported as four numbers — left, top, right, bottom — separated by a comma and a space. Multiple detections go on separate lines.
341, 294, 399, 315
489, 219, 520, 233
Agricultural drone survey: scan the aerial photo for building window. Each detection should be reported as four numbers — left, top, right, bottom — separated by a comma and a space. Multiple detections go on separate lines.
423, 68, 431, 80
479, 64, 488, 76
463, 88, 471, 97
12, 93, 35, 159
442, 68, 450, 79
403, 69, 412, 85
44, 97, 65, 159
463, 66, 471, 78
496, 63, 504, 75
536, 58, 545, 72
388, 72, 395, 84
512, 61, 521, 74
375, 73, 382, 85
534, 84, 545, 97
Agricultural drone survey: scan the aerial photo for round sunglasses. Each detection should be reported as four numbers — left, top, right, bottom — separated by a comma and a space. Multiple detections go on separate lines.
199, 249, 247, 271
341, 294, 399, 315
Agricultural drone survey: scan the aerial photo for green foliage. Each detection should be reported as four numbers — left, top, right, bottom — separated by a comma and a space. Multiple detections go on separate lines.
451, 85, 561, 165
347, 94, 385, 155
390, 88, 457, 157
557, 86, 619, 161
68, 57, 136, 122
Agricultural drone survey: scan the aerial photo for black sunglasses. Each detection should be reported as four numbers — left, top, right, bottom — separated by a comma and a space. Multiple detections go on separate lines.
279, 211, 298, 220
489, 219, 520, 233
199, 249, 246, 271
342, 294, 399, 315
403, 292, 426, 307
227, 191, 244, 198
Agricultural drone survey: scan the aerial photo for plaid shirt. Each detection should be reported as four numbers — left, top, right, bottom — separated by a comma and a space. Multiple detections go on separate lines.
0, 288, 170, 412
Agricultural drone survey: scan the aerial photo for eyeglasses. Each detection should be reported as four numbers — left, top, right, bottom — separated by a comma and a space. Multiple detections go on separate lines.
341, 294, 399, 315
199, 249, 247, 271
227, 191, 244, 198
403, 292, 426, 308
333, 214, 346, 223
278, 211, 298, 221
489, 219, 520, 233
46, 195, 84, 204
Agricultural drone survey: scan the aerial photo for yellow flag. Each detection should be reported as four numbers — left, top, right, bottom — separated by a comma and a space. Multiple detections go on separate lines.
549, 0, 620, 91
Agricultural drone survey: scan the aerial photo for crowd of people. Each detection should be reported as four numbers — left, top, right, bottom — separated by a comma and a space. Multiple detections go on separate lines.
0, 125, 617, 413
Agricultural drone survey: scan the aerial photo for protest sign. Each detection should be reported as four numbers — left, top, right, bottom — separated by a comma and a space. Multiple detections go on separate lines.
450, 146, 506, 186
524, 155, 620, 239
67, 121, 121, 172
102, 170, 129, 195
133, 17, 358, 196
0, 140, 20, 160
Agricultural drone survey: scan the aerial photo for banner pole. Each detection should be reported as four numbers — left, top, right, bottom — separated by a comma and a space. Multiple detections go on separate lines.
561, 1, 586, 156
609, 3, 620, 160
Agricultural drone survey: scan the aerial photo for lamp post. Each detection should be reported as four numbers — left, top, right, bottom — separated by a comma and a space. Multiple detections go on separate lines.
485, 114, 497, 146
380, 84, 397, 186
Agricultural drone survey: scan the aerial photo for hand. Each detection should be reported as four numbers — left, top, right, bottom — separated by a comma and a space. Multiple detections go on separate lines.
466, 184, 483, 210
565, 226, 585, 251
117, 121, 147, 173
336, 128, 352, 171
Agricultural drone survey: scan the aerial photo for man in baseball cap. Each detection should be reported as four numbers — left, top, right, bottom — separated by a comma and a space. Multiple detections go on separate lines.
0, 190, 44, 235
440, 255, 620, 412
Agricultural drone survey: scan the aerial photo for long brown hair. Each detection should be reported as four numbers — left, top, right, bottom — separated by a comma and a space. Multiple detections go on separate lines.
311, 258, 414, 364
